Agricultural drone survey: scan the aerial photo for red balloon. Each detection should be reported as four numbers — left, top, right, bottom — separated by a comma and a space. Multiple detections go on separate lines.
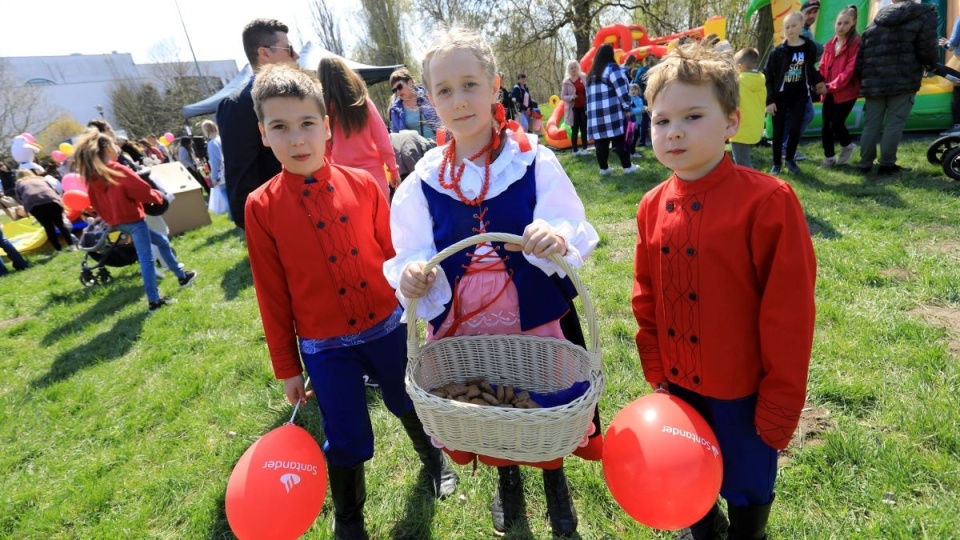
62, 189, 90, 212
226, 425, 327, 540
602, 393, 723, 530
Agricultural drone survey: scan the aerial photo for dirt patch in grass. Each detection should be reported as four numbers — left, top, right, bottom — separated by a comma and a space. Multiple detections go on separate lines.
879, 267, 912, 281
922, 238, 960, 258
0, 315, 33, 330
778, 403, 835, 466
908, 303, 960, 356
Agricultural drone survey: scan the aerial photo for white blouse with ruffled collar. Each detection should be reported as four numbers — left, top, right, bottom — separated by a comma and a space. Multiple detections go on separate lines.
383, 132, 599, 322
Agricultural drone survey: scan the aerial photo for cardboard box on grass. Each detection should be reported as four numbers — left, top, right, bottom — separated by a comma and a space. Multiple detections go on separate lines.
147, 162, 211, 236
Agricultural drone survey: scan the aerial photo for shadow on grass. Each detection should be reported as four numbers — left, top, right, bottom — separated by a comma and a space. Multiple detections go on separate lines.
388, 473, 438, 539
786, 168, 908, 208
41, 283, 143, 346
221, 258, 252, 300
806, 213, 840, 239
32, 310, 148, 388
203, 227, 245, 247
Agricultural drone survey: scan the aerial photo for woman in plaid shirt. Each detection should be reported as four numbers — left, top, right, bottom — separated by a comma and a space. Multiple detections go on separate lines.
586, 43, 639, 176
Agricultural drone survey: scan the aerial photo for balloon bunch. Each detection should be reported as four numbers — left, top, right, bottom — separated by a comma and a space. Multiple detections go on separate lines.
159, 132, 175, 147
61, 173, 91, 217
51, 142, 74, 164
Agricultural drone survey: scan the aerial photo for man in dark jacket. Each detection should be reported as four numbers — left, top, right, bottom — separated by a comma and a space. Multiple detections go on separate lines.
216, 18, 298, 229
854, 0, 938, 175
511, 73, 532, 132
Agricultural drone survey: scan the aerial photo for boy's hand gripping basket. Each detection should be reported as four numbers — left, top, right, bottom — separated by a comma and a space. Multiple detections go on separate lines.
405, 232, 603, 463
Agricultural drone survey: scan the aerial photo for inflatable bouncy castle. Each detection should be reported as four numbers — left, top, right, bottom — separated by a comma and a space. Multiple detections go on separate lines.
545, 1, 957, 149
744, 0, 958, 136
544, 17, 727, 150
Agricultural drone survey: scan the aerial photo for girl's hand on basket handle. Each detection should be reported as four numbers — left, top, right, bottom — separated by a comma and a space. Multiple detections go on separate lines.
283, 375, 314, 405
400, 262, 438, 298
504, 222, 567, 258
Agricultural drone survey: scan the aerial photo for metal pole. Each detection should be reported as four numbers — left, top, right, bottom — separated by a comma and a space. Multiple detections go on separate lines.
173, 0, 211, 95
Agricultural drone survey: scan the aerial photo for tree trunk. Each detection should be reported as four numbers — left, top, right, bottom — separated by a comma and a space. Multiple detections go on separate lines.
571, 0, 594, 58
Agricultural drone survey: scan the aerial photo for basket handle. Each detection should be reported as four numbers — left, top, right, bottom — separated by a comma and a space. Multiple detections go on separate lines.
405, 232, 600, 360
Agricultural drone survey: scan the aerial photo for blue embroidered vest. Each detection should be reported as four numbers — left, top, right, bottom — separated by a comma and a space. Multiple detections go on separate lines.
421, 160, 576, 333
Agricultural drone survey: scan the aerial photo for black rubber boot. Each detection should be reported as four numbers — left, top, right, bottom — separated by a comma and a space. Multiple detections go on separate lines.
727, 501, 772, 540
676, 503, 729, 540
328, 465, 369, 540
542, 466, 578, 537
490, 465, 524, 535
398, 409, 459, 498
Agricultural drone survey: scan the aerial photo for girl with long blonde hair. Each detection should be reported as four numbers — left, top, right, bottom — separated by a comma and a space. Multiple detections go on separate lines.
73, 129, 196, 312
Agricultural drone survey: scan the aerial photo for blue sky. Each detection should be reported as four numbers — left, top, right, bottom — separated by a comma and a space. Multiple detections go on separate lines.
1, 0, 356, 69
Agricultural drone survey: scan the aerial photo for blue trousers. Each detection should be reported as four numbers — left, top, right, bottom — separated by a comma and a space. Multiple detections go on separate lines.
115, 220, 186, 303
669, 384, 778, 507
301, 325, 414, 468
0, 225, 28, 275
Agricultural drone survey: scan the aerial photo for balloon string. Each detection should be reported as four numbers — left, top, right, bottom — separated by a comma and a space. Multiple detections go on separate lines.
286, 376, 312, 425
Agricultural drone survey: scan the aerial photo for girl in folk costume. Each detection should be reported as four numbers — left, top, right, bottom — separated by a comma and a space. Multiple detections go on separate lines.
384, 27, 600, 538
817, 5, 861, 168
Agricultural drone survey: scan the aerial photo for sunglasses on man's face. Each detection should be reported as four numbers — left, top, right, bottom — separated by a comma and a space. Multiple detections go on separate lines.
392, 82, 405, 94
267, 44, 295, 57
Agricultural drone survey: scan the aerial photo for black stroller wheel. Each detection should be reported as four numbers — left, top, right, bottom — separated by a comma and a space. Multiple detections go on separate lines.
97, 268, 113, 285
926, 135, 960, 165
942, 147, 960, 181
80, 270, 98, 287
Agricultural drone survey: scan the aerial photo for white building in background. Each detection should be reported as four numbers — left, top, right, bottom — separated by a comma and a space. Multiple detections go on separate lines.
5, 52, 238, 134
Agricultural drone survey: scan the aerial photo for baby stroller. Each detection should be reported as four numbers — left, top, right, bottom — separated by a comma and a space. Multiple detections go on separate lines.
78, 219, 139, 287
926, 63, 960, 181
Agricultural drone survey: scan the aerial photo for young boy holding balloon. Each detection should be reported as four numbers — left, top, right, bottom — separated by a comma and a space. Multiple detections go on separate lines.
632, 43, 817, 540
245, 63, 458, 540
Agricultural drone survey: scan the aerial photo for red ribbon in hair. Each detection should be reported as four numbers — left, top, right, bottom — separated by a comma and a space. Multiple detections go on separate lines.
492, 103, 532, 153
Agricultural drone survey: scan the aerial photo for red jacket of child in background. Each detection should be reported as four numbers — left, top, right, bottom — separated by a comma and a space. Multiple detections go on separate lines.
819, 35, 861, 104
87, 161, 163, 226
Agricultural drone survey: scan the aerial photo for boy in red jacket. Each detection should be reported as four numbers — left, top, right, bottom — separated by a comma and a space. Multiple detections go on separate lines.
634, 44, 817, 540
244, 64, 457, 540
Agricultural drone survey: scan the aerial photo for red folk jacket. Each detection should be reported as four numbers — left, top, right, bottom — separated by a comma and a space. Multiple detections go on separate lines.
632, 155, 817, 450
245, 163, 398, 379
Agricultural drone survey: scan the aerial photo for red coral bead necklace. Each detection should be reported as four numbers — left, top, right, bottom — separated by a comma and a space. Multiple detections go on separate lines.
438, 126, 500, 207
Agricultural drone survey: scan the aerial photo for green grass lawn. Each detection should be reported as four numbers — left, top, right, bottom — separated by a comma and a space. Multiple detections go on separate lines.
2, 137, 960, 539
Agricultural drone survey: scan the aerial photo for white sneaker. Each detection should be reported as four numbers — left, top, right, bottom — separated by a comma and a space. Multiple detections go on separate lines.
819, 157, 836, 169
623, 165, 640, 174
599, 168, 612, 176
837, 143, 857, 165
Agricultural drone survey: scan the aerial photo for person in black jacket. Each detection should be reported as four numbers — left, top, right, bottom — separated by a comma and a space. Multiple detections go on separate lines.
854, 0, 938, 175
764, 12, 824, 175
216, 18, 298, 229
510, 73, 532, 131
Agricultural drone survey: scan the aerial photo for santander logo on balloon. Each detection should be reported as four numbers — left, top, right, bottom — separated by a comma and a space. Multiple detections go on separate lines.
280, 473, 302, 493
261, 459, 319, 475
662, 424, 720, 457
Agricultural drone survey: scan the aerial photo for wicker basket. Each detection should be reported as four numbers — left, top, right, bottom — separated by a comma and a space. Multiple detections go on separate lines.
405, 232, 603, 463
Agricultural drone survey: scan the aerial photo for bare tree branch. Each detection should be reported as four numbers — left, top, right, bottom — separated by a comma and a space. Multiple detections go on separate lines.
310, 0, 345, 56
0, 59, 54, 146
